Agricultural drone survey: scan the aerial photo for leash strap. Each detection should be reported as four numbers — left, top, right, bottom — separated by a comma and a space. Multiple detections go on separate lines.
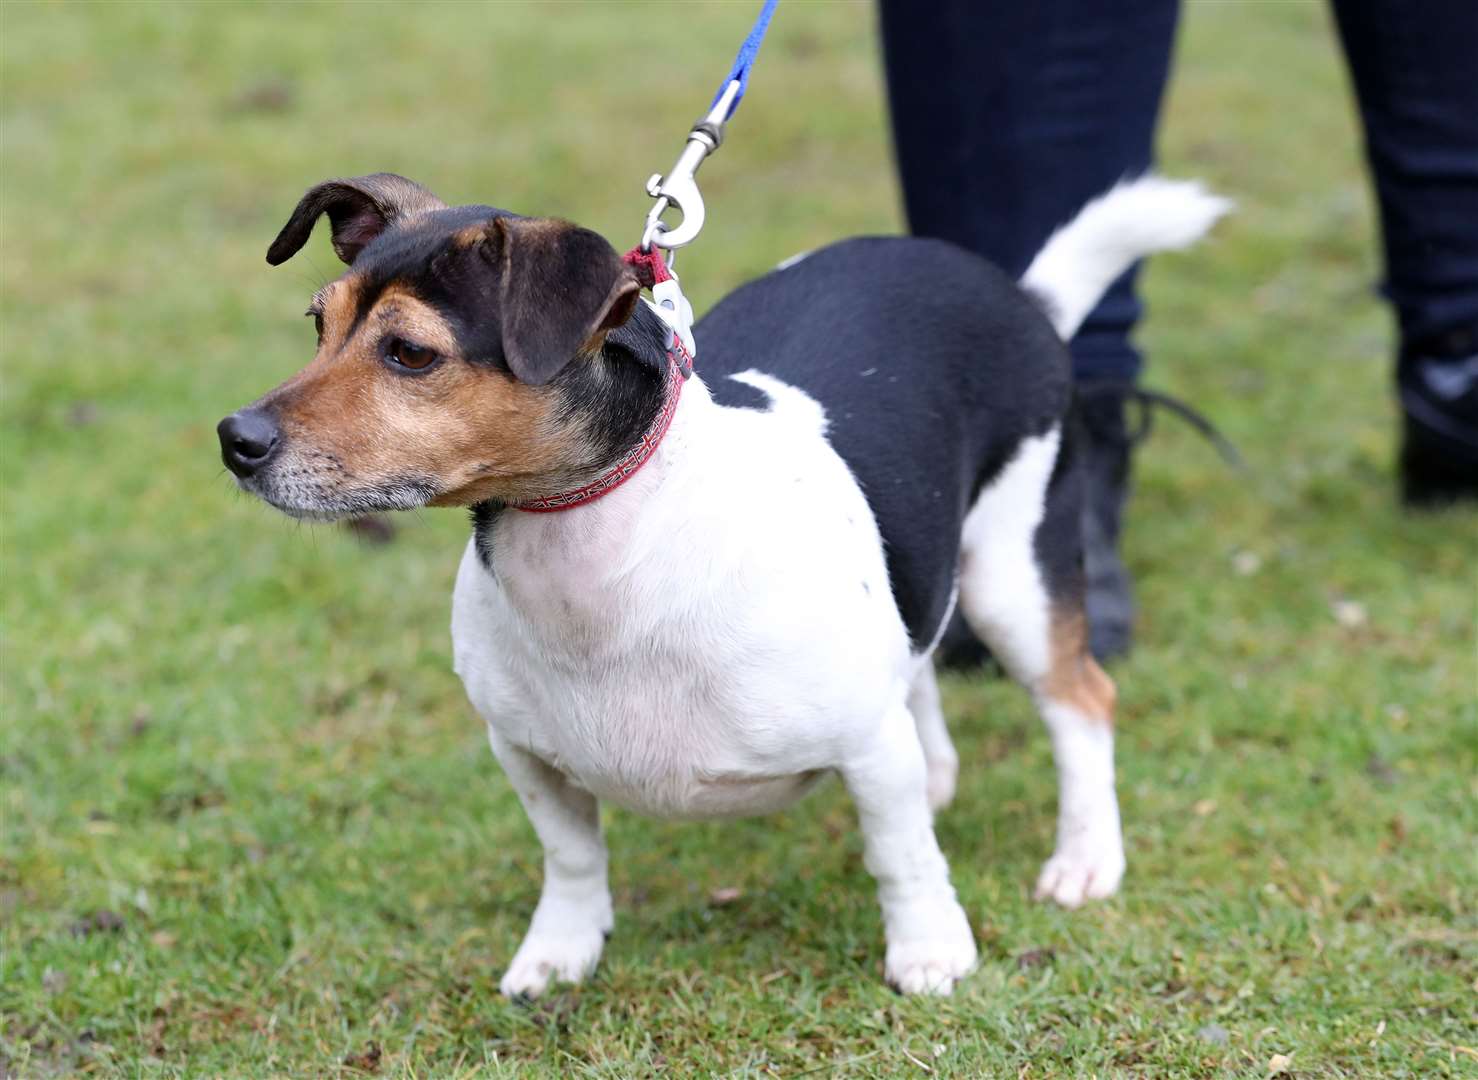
711, 0, 779, 120
622, 247, 672, 288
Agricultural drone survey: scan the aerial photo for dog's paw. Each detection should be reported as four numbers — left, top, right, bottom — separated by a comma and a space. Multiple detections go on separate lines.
1034, 840, 1125, 908
886, 933, 979, 995
884, 901, 978, 995
499, 927, 606, 998
925, 754, 958, 813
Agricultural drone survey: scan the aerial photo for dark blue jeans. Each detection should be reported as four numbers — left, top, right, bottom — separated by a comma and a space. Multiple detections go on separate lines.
880, 0, 1478, 380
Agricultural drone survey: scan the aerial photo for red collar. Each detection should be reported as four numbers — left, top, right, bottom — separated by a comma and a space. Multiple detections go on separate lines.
508, 336, 690, 514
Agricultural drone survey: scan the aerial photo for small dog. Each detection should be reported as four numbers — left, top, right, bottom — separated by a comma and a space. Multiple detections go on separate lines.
220, 173, 1225, 995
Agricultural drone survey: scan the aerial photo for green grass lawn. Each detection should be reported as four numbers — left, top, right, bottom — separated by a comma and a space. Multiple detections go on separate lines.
3, 2, 1474, 1076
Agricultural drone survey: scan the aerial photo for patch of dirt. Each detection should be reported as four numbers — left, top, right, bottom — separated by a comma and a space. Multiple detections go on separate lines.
69, 909, 125, 937
155, 787, 226, 819
344, 1041, 382, 1073
1365, 754, 1398, 787
527, 992, 578, 1035
1016, 947, 1055, 970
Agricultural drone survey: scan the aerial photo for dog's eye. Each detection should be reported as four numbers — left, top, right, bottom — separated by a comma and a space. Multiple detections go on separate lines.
386, 338, 440, 371
306, 309, 324, 344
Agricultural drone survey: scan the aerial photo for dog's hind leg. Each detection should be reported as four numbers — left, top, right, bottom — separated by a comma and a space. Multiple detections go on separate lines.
488, 732, 614, 997
957, 423, 1125, 908
908, 663, 959, 812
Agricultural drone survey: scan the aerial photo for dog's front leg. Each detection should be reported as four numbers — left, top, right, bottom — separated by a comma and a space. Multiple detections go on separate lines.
841, 700, 978, 995
488, 732, 613, 997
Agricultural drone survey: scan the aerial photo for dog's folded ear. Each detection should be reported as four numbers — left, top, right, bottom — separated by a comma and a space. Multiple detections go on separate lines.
490, 218, 641, 386
266, 173, 446, 266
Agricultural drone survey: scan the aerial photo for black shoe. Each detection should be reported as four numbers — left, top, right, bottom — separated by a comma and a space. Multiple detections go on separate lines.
1077, 381, 1242, 662
1076, 384, 1135, 661
1398, 327, 1478, 508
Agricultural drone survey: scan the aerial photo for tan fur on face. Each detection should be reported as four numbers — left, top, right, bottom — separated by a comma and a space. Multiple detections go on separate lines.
1043, 608, 1117, 725
262, 279, 591, 506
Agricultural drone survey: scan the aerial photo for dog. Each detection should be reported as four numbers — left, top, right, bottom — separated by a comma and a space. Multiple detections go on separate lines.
219, 172, 1226, 995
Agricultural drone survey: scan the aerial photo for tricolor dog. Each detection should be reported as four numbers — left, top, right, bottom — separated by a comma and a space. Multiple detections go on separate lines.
219, 173, 1226, 995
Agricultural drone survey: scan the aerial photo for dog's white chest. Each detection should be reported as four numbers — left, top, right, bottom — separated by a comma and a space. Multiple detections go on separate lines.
451, 381, 911, 820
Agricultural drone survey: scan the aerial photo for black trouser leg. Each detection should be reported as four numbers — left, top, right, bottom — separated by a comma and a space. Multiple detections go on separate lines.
879, 0, 1180, 382
1330, 0, 1478, 502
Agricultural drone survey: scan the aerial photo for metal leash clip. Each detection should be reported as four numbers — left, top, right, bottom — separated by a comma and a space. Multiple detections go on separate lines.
639, 79, 743, 254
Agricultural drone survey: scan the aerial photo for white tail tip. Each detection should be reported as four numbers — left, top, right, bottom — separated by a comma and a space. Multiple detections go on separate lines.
1021, 175, 1232, 340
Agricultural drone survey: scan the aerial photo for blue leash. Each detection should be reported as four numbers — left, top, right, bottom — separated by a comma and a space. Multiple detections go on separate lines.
631, 0, 781, 366
640, 0, 781, 253
711, 0, 779, 119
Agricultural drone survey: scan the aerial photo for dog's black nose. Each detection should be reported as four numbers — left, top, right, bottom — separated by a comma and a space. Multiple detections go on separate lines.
218, 408, 281, 478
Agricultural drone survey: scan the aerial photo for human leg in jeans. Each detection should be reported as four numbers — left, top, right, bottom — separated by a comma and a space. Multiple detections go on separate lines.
878, 0, 1181, 659
1331, 0, 1478, 504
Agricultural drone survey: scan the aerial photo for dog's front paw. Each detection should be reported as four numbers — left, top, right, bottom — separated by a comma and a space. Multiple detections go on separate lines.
884, 900, 978, 995
499, 925, 607, 998
1034, 838, 1125, 908
886, 934, 979, 995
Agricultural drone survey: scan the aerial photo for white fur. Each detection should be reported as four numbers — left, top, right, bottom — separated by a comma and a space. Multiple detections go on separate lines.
1032, 702, 1125, 907
908, 664, 958, 812
1021, 175, 1231, 340
957, 427, 1061, 685
453, 376, 975, 995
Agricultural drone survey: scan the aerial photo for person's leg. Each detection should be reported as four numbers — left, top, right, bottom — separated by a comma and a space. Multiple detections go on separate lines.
1329, 0, 1478, 504
879, 0, 1181, 657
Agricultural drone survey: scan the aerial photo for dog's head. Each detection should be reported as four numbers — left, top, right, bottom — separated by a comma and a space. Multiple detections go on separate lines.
218, 173, 663, 519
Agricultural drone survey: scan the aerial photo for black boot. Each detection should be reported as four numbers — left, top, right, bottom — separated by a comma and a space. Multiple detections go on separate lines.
1398, 326, 1478, 507
1076, 384, 1136, 661
1075, 381, 1242, 662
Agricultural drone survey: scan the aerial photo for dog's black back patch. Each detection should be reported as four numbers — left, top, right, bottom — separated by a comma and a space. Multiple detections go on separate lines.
694, 237, 1070, 650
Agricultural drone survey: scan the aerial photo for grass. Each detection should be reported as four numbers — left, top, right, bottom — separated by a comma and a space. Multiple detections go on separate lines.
2, 1, 1474, 1076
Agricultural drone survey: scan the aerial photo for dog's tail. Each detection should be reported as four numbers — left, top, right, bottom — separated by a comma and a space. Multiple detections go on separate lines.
1021, 175, 1231, 341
